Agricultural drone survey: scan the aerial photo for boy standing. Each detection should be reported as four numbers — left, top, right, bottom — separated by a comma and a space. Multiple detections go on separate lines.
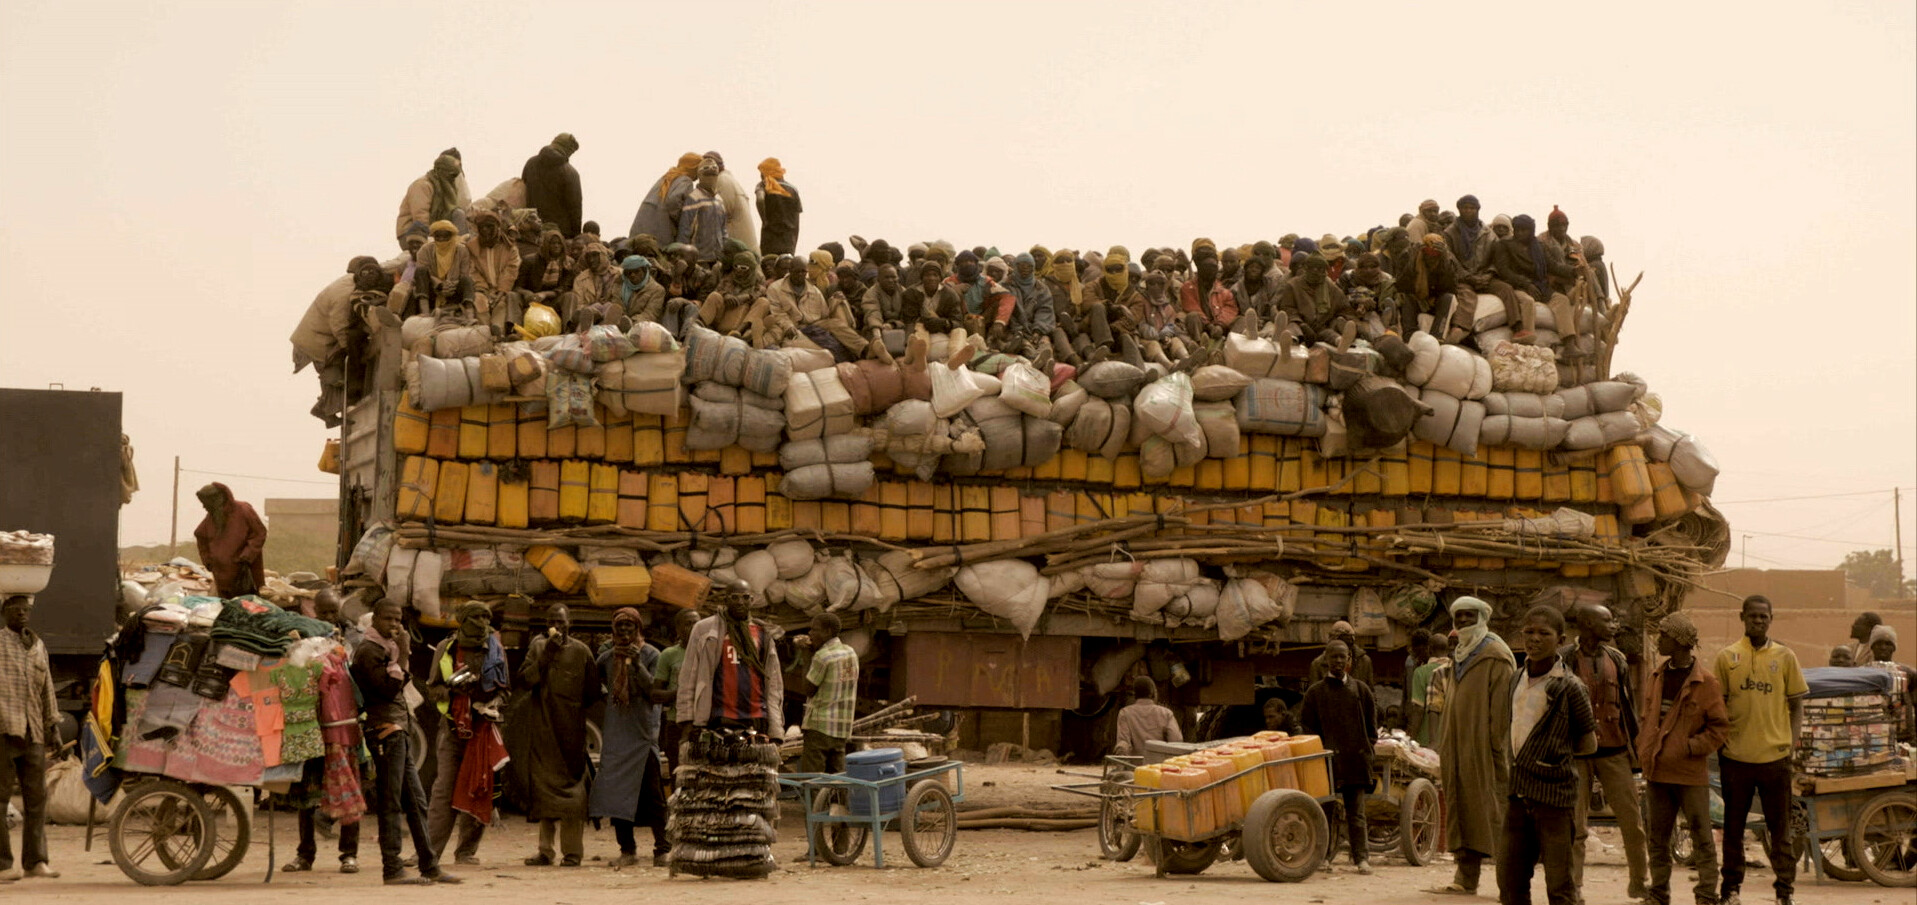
1499, 605, 1597, 905
1301, 640, 1379, 874
1639, 613, 1730, 905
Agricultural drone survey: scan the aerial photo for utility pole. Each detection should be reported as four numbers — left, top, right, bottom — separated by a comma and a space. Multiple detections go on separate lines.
169, 456, 180, 555
1897, 487, 1906, 587
1741, 533, 1751, 569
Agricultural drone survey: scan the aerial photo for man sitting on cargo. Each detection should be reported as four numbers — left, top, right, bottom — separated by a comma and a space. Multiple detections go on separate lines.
466, 209, 522, 336
1485, 214, 1576, 344
1301, 639, 1378, 874
564, 242, 620, 327
752, 256, 869, 360
1113, 676, 1181, 756
1274, 253, 1352, 344
935, 250, 1016, 342
413, 219, 476, 318
699, 252, 763, 338
614, 255, 666, 326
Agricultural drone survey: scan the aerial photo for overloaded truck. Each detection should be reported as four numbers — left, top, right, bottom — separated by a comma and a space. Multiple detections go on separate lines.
317, 252, 1729, 755
0, 386, 132, 737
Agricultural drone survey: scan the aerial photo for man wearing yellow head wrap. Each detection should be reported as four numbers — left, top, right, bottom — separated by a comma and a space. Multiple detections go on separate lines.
628, 152, 703, 249
755, 158, 802, 256
1054, 245, 1138, 359
413, 219, 475, 317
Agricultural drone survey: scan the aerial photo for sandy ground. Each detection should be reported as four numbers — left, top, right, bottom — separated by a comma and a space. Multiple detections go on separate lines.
11, 765, 1901, 905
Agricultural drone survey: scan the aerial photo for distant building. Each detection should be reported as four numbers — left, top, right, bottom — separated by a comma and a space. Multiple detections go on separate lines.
1687, 568, 1914, 667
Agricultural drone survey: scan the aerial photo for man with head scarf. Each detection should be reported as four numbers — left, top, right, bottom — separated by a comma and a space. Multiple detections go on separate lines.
511, 606, 598, 867
353, 600, 462, 886
1398, 235, 1469, 340
699, 251, 763, 338
1443, 195, 1495, 275
1579, 236, 1610, 301
614, 255, 666, 326
1863, 624, 1917, 743
1341, 251, 1398, 336
678, 582, 784, 738
935, 250, 1017, 341
1540, 206, 1583, 295
412, 219, 476, 318
1181, 239, 1240, 332
426, 602, 510, 866
516, 228, 573, 316
676, 158, 729, 263
465, 209, 523, 335
1275, 253, 1352, 344
755, 158, 802, 255
1231, 253, 1283, 326
564, 242, 620, 325
397, 152, 471, 240
629, 152, 702, 246
1486, 214, 1576, 343
696, 151, 758, 258
1002, 252, 1055, 337
509, 209, 545, 261
519, 133, 583, 238
1639, 611, 1730, 905
1075, 245, 1143, 347
193, 483, 267, 598
1430, 595, 1516, 897
591, 609, 669, 868
1406, 199, 1444, 245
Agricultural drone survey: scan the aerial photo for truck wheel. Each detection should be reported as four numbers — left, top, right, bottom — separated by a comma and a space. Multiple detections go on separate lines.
1244, 789, 1327, 883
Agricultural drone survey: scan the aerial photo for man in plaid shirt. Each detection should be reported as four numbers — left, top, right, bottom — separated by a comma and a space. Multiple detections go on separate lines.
789, 613, 858, 774
1, 595, 60, 881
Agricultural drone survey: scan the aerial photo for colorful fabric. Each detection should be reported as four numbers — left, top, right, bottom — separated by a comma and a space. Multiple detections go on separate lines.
1714, 637, 1808, 763
321, 743, 367, 824
713, 623, 769, 723
757, 158, 791, 197
802, 638, 859, 738
274, 661, 325, 765
451, 721, 509, 825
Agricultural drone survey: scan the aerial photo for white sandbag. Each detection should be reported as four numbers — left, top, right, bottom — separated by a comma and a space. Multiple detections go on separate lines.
1223, 333, 1307, 381
1048, 380, 1088, 426
1134, 372, 1203, 449
1423, 344, 1477, 398
783, 563, 829, 616
1023, 417, 1063, 467
863, 549, 954, 610
1470, 293, 1508, 333
1561, 416, 1604, 450
1162, 580, 1219, 627
1084, 561, 1139, 599
1483, 391, 1562, 419
1588, 380, 1637, 413
780, 346, 836, 374
483, 176, 527, 210
1099, 401, 1132, 460
1596, 410, 1640, 446
1190, 365, 1253, 401
997, 361, 1053, 418
433, 324, 494, 360
686, 391, 740, 450
1068, 397, 1117, 453
1235, 379, 1328, 437
1348, 587, 1388, 636
779, 433, 874, 469
409, 355, 478, 411
384, 546, 418, 609
928, 362, 987, 419
1637, 423, 1682, 462
955, 560, 1048, 638
1217, 577, 1282, 641
1488, 342, 1560, 394
767, 540, 816, 580
1403, 332, 1443, 386
1172, 433, 1204, 467
782, 462, 876, 500
1482, 415, 1570, 450
1132, 559, 1203, 620
1077, 360, 1147, 399
1669, 433, 1719, 495
411, 550, 445, 621
1414, 389, 1461, 448
820, 555, 886, 614
1089, 644, 1146, 695
1447, 398, 1486, 456
1466, 353, 1493, 400
344, 522, 397, 579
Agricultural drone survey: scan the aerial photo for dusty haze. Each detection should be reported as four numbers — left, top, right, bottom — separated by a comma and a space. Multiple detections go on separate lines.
1, 1, 1911, 580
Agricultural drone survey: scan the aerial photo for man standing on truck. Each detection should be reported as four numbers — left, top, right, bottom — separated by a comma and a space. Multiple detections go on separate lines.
0, 595, 58, 881
1565, 603, 1648, 899
1714, 595, 1807, 905
193, 483, 267, 598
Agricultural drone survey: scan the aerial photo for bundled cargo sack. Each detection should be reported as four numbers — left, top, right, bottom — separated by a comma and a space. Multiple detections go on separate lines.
1235, 379, 1328, 437
739, 347, 792, 398
1216, 577, 1283, 641
1382, 583, 1439, 626
1046, 379, 1088, 426
927, 361, 988, 418
1224, 333, 1308, 380
836, 360, 906, 415
433, 324, 494, 360
681, 324, 737, 384
785, 366, 857, 438
1560, 410, 1640, 451
818, 554, 886, 614
1190, 364, 1254, 402
1194, 401, 1239, 458
767, 540, 817, 579
1483, 391, 1566, 419
1558, 380, 1636, 420
1411, 388, 1486, 456
1066, 396, 1124, 453
779, 433, 874, 470
1488, 341, 1560, 393
1077, 360, 1148, 399
1415, 342, 1488, 399
1668, 433, 1720, 495
1403, 332, 1443, 386
861, 549, 955, 612
598, 349, 687, 417
955, 560, 1048, 638
959, 396, 1024, 472
1023, 416, 1064, 467
344, 522, 398, 579
996, 361, 1053, 418
1131, 559, 1204, 620
782, 463, 875, 500
408, 355, 497, 411
1479, 414, 1571, 449
1341, 376, 1428, 449
1348, 587, 1388, 636
626, 321, 678, 353
546, 369, 598, 428
1134, 372, 1203, 449
411, 550, 446, 620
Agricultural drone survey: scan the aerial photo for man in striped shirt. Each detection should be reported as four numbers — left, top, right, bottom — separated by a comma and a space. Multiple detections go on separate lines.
679, 584, 784, 740
1499, 604, 1597, 905
789, 613, 858, 774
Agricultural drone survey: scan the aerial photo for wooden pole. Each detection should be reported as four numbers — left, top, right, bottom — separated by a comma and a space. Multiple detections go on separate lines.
169, 455, 180, 556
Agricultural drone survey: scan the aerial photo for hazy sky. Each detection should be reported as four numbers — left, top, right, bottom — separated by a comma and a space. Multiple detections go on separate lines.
2, 2, 1912, 579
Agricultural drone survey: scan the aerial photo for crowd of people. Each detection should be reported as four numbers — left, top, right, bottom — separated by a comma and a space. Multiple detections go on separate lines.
1107, 594, 1915, 905
301, 136, 1617, 424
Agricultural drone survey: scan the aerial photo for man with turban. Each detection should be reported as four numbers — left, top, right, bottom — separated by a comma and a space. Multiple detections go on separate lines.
1430, 596, 1515, 897
1444, 194, 1495, 275
700, 251, 764, 337
520, 134, 583, 238
629, 152, 702, 247
1540, 206, 1582, 296
1486, 215, 1576, 343
1180, 239, 1239, 332
564, 242, 621, 326
935, 250, 1015, 341
590, 609, 670, 867
397, 152, 471, 240
414, 219, 476, 317
1639, 612, 1729, 905
1275, 253, 1352, 344
193, 483, 267, 597
616, 255, 666, 325
676, 158, 729, 263
755, 158, 802, 256
426, 602, 510, 865
466, 209, 522, 335
1406, 199, 1444, 245
511, 605, 597, 867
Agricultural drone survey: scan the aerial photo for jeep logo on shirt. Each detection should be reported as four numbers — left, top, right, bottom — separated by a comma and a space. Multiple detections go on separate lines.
1739, 676, 1775, 695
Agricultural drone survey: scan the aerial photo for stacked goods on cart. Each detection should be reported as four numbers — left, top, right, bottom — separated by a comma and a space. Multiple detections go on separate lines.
1373, 730, 1441, 781
1798, 666, 1909, 782
1132, 731, 1329, 842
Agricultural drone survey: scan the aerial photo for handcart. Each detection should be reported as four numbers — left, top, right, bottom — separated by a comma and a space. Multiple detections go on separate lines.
779, 759, 964, 869
103, 776, 255, 886
1363, 750, 1443, 865
1054, 746, 1338, 882
1794, 765, 1916, 888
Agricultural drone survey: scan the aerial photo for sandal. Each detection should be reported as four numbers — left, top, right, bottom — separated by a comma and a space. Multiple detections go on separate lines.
524, 854, 553, 866
1428, 883, 1478, 896
281, 858, 314, 873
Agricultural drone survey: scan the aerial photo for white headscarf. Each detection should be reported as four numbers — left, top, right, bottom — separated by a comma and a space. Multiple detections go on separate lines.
1450, 596, 1494, 661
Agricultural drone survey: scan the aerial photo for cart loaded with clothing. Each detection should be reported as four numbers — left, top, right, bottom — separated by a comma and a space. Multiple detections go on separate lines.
77, 594, 359, 885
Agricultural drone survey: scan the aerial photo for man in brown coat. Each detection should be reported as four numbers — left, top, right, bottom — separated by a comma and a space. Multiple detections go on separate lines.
193, 483, 267, 597
1638, 612, 1729, 905
1433, 595, 1515, 897
466, 209, 522, 335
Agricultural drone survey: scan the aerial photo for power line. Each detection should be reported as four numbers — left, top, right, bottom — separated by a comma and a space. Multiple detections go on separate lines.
181, 468, 337, 487
1714, 487, 1914, 505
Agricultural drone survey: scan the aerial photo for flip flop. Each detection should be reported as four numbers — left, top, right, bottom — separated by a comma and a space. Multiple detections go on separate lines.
1428, 884, 1477, 896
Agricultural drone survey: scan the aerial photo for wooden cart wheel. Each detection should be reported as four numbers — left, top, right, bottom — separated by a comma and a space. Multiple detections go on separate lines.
1819, 837, 1868, 883
110, 779, 217, 886
1097, 781, 1142, 862
808, 787, 869, 866
1243, 789, 1327, 883
1847, 790, 1917, 888
188, 786, 251, 881
1791, 798, 1865, 883
1154, 837, 1222, 875
1398, 778, 1442, 866
899, 780, 957, 868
